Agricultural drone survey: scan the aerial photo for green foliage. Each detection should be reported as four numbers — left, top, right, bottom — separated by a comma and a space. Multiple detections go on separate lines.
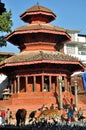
0, 55, 8, 62
0, 10, 13, 47
0, 36, 6, 47
0, 10, 13, 33
0, 2, 6, 15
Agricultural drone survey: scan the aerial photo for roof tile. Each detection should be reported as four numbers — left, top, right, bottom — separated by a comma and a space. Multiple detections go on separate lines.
0, 50, 79, 65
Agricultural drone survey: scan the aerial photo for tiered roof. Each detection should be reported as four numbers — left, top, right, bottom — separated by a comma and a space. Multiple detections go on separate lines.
20, 5, 56, 23
5, 4, 70, 47
0, 4, 84, 73
0, 50, 84, 72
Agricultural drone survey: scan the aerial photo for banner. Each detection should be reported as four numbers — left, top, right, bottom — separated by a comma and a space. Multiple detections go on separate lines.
82, 72, 86, 91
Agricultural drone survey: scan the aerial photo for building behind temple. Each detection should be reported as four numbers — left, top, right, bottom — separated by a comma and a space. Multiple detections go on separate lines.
64, 30, 86, 94
65, 30, 86, 65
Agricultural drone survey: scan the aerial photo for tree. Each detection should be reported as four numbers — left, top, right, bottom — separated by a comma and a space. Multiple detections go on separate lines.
0, 1, 6, 15
0, 1, 13, 47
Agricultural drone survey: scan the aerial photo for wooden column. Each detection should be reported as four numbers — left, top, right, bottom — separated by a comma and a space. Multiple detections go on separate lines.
59, 82, 63, 109
74, 80, 78, 108
58, 76, 63, 109
25, 76, 28, 92
11, 83, 13, 94
33, 76, 36, 92
42, 75, 44, 91
67, 76, 71, 92
49, 76, 51, 92
17, 76, 20, 93
56, 76, 58, 91
14, 79, 16, 93
67, 81, 70, 92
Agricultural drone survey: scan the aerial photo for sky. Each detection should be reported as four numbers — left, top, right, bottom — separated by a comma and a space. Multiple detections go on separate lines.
0, 0, 86, 54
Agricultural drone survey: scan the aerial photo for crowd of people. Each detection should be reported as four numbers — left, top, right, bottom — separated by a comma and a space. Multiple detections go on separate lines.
0, 103, 85, 128
38, 103, 85, 122
0, 108, 12, 125
28, 103, 86, 128
25, 104, 86, 130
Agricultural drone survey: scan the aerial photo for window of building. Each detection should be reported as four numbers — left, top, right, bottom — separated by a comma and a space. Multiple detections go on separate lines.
66, 44, 76, 54
78, 48, 86, 55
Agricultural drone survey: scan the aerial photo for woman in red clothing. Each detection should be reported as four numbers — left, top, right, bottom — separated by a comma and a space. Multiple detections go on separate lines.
1, 110, 6, 125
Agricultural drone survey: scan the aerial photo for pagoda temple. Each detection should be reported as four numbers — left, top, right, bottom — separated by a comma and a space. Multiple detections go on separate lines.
0, 5, 85, 114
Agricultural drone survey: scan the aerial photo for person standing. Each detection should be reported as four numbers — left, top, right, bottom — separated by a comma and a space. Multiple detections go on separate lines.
78, 107, 84, 121
67, 106, 75, 122
1, 110, 6, 125
6, 108, 12, 125
50, 104, 54, 110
